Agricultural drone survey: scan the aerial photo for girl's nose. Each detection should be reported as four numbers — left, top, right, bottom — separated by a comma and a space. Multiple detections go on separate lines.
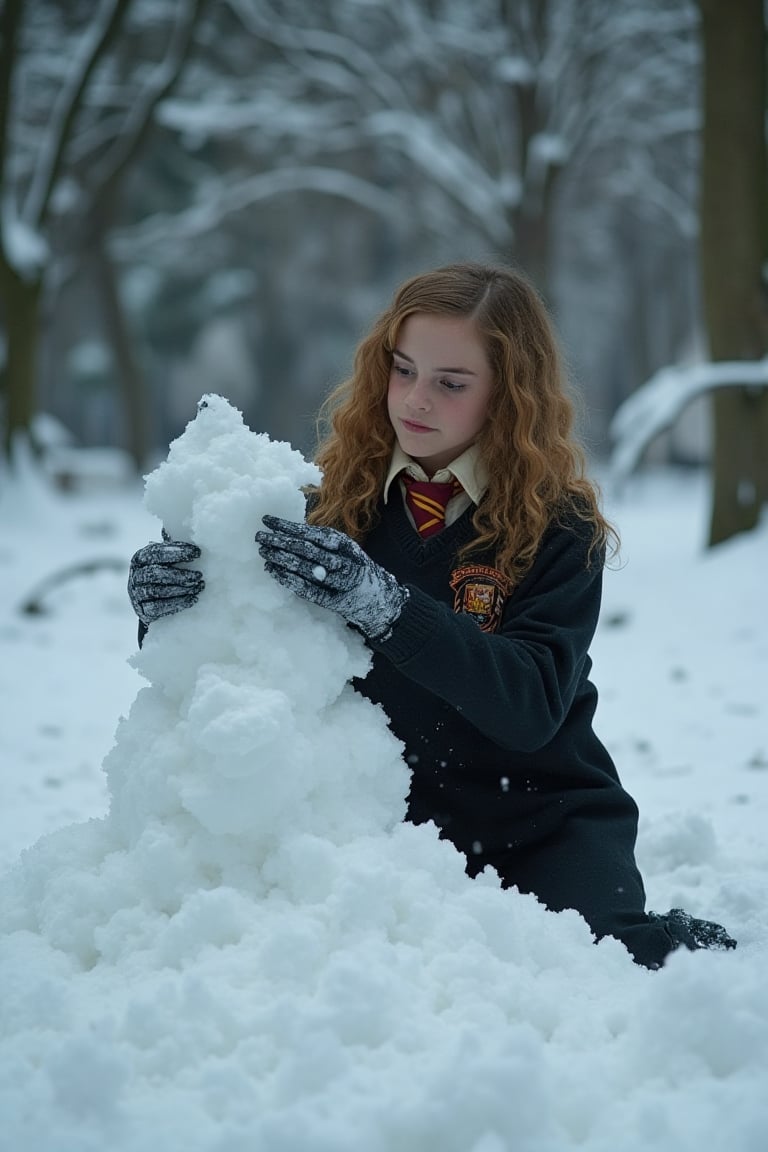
405, 379, 430, 411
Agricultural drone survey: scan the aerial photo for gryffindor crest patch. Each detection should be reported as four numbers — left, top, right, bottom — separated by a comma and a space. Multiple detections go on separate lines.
449, 564, 512, 633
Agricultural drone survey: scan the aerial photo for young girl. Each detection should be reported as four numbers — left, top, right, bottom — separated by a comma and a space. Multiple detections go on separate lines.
129, 261, 734, 968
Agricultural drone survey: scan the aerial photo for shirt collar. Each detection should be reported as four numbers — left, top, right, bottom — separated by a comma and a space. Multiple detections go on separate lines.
383, 443, 488, 506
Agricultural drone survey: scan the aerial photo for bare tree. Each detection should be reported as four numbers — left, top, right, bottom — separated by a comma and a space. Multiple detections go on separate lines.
698, 0, 768, 545
138, 0, 700, 303
2, 0, 707, 460
0, 0, 208, 467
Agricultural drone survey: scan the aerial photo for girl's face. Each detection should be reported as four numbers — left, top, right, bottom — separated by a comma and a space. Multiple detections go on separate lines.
387, 313, 494, 475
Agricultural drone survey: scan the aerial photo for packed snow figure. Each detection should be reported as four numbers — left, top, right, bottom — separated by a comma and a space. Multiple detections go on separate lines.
110, 394, 410, 865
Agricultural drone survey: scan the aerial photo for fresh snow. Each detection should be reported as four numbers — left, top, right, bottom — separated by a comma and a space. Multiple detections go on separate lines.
0, 395, 766, 1151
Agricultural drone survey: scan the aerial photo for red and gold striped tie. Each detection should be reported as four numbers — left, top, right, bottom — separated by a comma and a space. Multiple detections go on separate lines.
401, 474, 462, 538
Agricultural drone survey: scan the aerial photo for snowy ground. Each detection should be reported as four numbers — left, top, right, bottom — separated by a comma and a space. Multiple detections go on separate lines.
0, 418, 766, 1150
0, 465, 154, 871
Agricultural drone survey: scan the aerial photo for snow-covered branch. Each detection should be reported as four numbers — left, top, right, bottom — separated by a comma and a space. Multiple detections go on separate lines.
361, 111, 508, 239
146, 0, 701, 264
157, 93, 356, 140
110, 165, 403, 258
225, 0, 409, 112
605, 153, 698, 236
22, 0, 131, 231
89, 0, 208, 201
610, 358, 768, 482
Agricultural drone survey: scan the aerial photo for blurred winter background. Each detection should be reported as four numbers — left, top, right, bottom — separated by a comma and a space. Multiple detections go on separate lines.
0, 3, 767, 1148
0, 0, 764, 501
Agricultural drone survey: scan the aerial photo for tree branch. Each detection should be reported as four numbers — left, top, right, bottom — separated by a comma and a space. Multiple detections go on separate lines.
19, 558, 127, 616
23, 0, 132, 230
225, 0, 408, 112
110, 165, 404, 259
0, 0, 24, 216
610, 358, 768, 483
90, 0, 210, 208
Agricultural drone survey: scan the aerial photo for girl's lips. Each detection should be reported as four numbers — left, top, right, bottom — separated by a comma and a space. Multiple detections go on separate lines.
401, 419, 435, 433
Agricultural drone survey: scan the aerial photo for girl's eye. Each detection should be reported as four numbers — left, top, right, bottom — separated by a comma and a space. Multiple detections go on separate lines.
393, 364, 412, 378
440, 378, 465, 392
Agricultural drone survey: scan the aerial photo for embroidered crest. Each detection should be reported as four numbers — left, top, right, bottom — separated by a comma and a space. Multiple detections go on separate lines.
449, 564, 512, 633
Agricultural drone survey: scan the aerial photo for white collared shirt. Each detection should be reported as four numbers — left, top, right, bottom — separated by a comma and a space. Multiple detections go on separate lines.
383, 443, 489, 529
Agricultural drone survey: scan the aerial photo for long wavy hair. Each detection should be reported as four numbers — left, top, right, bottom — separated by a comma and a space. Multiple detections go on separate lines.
308, 262, 617, 584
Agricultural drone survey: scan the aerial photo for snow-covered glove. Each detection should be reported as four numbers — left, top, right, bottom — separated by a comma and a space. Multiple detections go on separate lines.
255, 515, 409, 642
649, 908, 736, 952
127, 531, 204, 625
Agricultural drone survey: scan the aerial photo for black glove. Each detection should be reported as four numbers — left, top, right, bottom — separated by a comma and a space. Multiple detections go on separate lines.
255, 515, 408, 642
128, 531, 204, 625
650, 908, 737, 952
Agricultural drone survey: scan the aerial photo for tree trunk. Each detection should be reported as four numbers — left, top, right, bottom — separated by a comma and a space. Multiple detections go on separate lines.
514, 194, 555, 305
91, 223, 149, 470
699, 0, 768, 546
1, 267, 42, 459
512, 51, 559, 304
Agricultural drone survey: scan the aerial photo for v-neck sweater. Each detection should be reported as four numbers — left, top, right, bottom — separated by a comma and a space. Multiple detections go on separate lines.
358, 494, 638, 867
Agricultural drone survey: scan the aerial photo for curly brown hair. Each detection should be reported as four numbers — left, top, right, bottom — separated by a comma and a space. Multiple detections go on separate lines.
308, 262, 617, 584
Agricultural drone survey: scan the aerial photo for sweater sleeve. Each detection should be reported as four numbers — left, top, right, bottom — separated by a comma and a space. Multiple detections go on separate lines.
369, 517, 603, 753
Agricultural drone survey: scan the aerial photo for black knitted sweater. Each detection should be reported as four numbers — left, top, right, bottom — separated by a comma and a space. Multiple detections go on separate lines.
359, 494, 639, 874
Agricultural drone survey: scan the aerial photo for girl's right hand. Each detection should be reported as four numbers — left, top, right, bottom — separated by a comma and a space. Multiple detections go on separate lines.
127, 535, 203, 624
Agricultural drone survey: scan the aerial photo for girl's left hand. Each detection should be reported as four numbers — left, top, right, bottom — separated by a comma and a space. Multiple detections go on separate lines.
255, 516, 408, 642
